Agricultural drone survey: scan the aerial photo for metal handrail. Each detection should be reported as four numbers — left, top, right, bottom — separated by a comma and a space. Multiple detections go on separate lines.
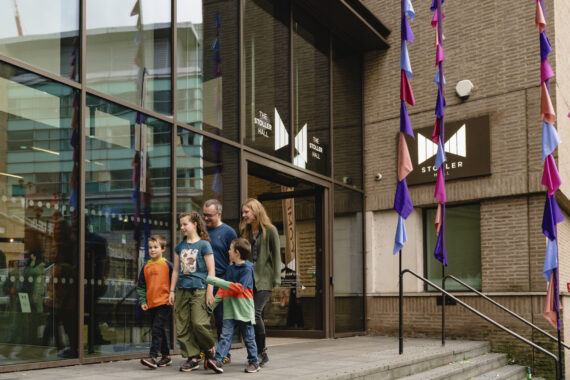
443, 274, 570, 351
399, 269, 560, 379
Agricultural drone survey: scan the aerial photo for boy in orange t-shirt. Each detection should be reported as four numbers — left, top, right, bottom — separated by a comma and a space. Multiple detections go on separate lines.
136, 235, 173, 369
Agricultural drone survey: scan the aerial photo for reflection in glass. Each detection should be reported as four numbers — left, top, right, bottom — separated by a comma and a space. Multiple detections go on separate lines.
243, 0, 290, 161
247, 172, 323, 330
86, 0, 172, 115
177, 0, 239, 141
84, 95, 172, 356
176, 127, 240, 229
426, 204, 481, 291
0, 62, 79, 363
293, 14, 329, 175
333, 42, 362, 188
0, 0, 79, 80
333, 186, 364, 333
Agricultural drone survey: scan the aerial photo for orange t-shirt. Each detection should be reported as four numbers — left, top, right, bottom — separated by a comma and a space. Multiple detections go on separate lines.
136, 258, 173, 309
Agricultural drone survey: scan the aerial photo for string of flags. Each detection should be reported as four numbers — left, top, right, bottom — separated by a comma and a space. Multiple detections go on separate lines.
393, 0, 415, 255
535, 0, 563, 330
430, 0, 447, 266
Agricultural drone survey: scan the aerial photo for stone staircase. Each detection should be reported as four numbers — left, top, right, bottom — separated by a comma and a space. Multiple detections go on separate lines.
359, 340, 530, 380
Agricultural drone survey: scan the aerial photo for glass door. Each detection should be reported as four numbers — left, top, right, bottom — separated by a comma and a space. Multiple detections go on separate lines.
247, 162, 325, 335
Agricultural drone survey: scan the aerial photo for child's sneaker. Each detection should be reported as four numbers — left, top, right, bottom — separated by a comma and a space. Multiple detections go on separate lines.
205, 358, 224, 374
140, 357, 158, 369
245, 362, 260, 373
259, 349, 269, 367
223, 356, 231, 364
180, 357, 200, 372
157, 355, 172, 367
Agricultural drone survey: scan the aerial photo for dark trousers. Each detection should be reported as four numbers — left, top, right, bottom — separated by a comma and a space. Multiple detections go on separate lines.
149, 304, 171, 357
253, 290, 271, 354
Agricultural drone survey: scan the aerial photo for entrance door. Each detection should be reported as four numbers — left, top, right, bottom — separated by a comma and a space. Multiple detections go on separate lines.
246, 161, 327, 337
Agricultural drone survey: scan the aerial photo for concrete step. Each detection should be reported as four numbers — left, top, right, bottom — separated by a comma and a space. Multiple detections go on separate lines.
398, 352, 509, 380
386, 341, 491, 378
470, 364, 528, 380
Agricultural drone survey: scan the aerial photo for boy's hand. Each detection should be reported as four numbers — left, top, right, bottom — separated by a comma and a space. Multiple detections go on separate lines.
168, 292, 175, 305
141, 304, 148, 311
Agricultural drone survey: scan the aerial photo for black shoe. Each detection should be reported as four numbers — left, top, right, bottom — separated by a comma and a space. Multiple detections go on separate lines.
259, 350, 269, 367
205, 358, 224, 374
140, 357, 158, 369
157, 355, 172, 367
245, 362, 260, 373
180, 357, 200, 372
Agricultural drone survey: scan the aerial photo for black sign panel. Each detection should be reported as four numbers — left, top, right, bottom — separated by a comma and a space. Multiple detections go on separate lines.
404, 115, 491, 185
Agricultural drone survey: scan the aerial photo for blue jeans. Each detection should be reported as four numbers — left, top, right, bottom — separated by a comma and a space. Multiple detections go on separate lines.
215, 319, 258, 363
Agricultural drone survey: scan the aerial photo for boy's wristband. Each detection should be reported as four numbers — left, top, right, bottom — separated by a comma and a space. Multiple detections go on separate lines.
169, 290, 175, 293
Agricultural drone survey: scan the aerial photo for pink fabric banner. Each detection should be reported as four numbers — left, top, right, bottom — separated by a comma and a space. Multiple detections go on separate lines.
541, 59, 554, 83
435, 203, 442, 235
535, 2, 546, 33
541, 82, 556, 124
398, 132, 413, 181
400, 70, 416, 105
542, 154, 562, 196
435, 44, 445, 66
434, 167, 447, 204
431, 118, 441, 143
543, 272, 558, 328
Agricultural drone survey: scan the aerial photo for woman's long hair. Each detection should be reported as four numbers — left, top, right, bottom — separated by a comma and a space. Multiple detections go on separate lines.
179, 211, 210, 242
239, 198, 273, 241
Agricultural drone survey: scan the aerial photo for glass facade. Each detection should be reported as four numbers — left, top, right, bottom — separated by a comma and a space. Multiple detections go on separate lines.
0, 0, 366, 368
0, 61, 79, 363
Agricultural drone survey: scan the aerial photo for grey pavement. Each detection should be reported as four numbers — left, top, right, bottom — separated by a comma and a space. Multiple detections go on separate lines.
0, 336, 489, 380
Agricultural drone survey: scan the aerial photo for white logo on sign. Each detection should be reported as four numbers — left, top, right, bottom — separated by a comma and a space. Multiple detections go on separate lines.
294, 123, 308, 168
417, 124, 466, 165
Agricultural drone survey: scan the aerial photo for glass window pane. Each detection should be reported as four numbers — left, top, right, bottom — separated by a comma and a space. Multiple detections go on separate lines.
425, 204, 482, 291
333, 42, 362, 188
176, 127, 240, 229
0, 62, 79, 363
243, 0, 290, 161
84, 95, 172, 356
334, 186, 364, 333
86, 0, 172, 115
293, 13, 329, 175
177, 0, 239, 141
0, 0, 79, 80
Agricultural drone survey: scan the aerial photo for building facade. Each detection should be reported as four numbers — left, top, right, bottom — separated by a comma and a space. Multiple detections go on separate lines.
362, 0, 570, 377
0, 0, 568, 378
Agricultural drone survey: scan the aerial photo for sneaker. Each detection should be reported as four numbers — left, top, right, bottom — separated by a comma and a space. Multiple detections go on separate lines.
223, 356, 231, 364
199, 351, 205, 361
157, 355, 172, 367
180, 357, 200, 372
245, 362, 260, 373
140, 357, 158, 369
259, 350, 269, 367
205, 358, 224, 374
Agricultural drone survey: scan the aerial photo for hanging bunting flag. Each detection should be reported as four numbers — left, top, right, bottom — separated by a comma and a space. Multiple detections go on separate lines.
543, 238, 558, 281
542, 195, 564, 241
434, 168, 447, 204
431, 118, 441, 143
535, 1, 546, 32
543, 272, 558, 328
541, 155, 561, 196
540, 59, 554, 83
393, 215, 408, 254
540, 82, 556, 123
433, 205, 447, 265
400, 102, 414, 136
401, 70, 416, 105
542, 121, 561, 161
394, 179, 414, 219
400, 43, 413, 79
398, 133, 413, 181
434, 203, 442, 235
433, 66, 446, 85
539, 32, 551, 61
393, 0, 415, 256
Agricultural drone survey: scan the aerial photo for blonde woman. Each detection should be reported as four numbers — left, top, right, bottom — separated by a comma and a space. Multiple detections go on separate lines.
239, 198, 281, 367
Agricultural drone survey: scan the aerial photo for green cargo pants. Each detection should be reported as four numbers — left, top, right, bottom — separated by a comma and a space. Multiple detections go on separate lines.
174, 288, 216, 358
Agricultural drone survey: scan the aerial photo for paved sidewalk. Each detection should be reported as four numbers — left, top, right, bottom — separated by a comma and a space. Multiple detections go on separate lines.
0, 336, 482, 379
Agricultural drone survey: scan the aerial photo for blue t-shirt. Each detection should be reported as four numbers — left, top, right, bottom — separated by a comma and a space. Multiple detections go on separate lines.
207, 223, 237, 276
174, 239, 213, 289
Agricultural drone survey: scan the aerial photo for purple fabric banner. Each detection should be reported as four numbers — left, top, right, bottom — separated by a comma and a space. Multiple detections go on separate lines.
542, 195, 564, 240
394, 179, 414, 219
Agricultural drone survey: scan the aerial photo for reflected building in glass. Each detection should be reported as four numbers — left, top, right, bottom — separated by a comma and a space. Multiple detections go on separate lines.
0, 0, 388, 371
